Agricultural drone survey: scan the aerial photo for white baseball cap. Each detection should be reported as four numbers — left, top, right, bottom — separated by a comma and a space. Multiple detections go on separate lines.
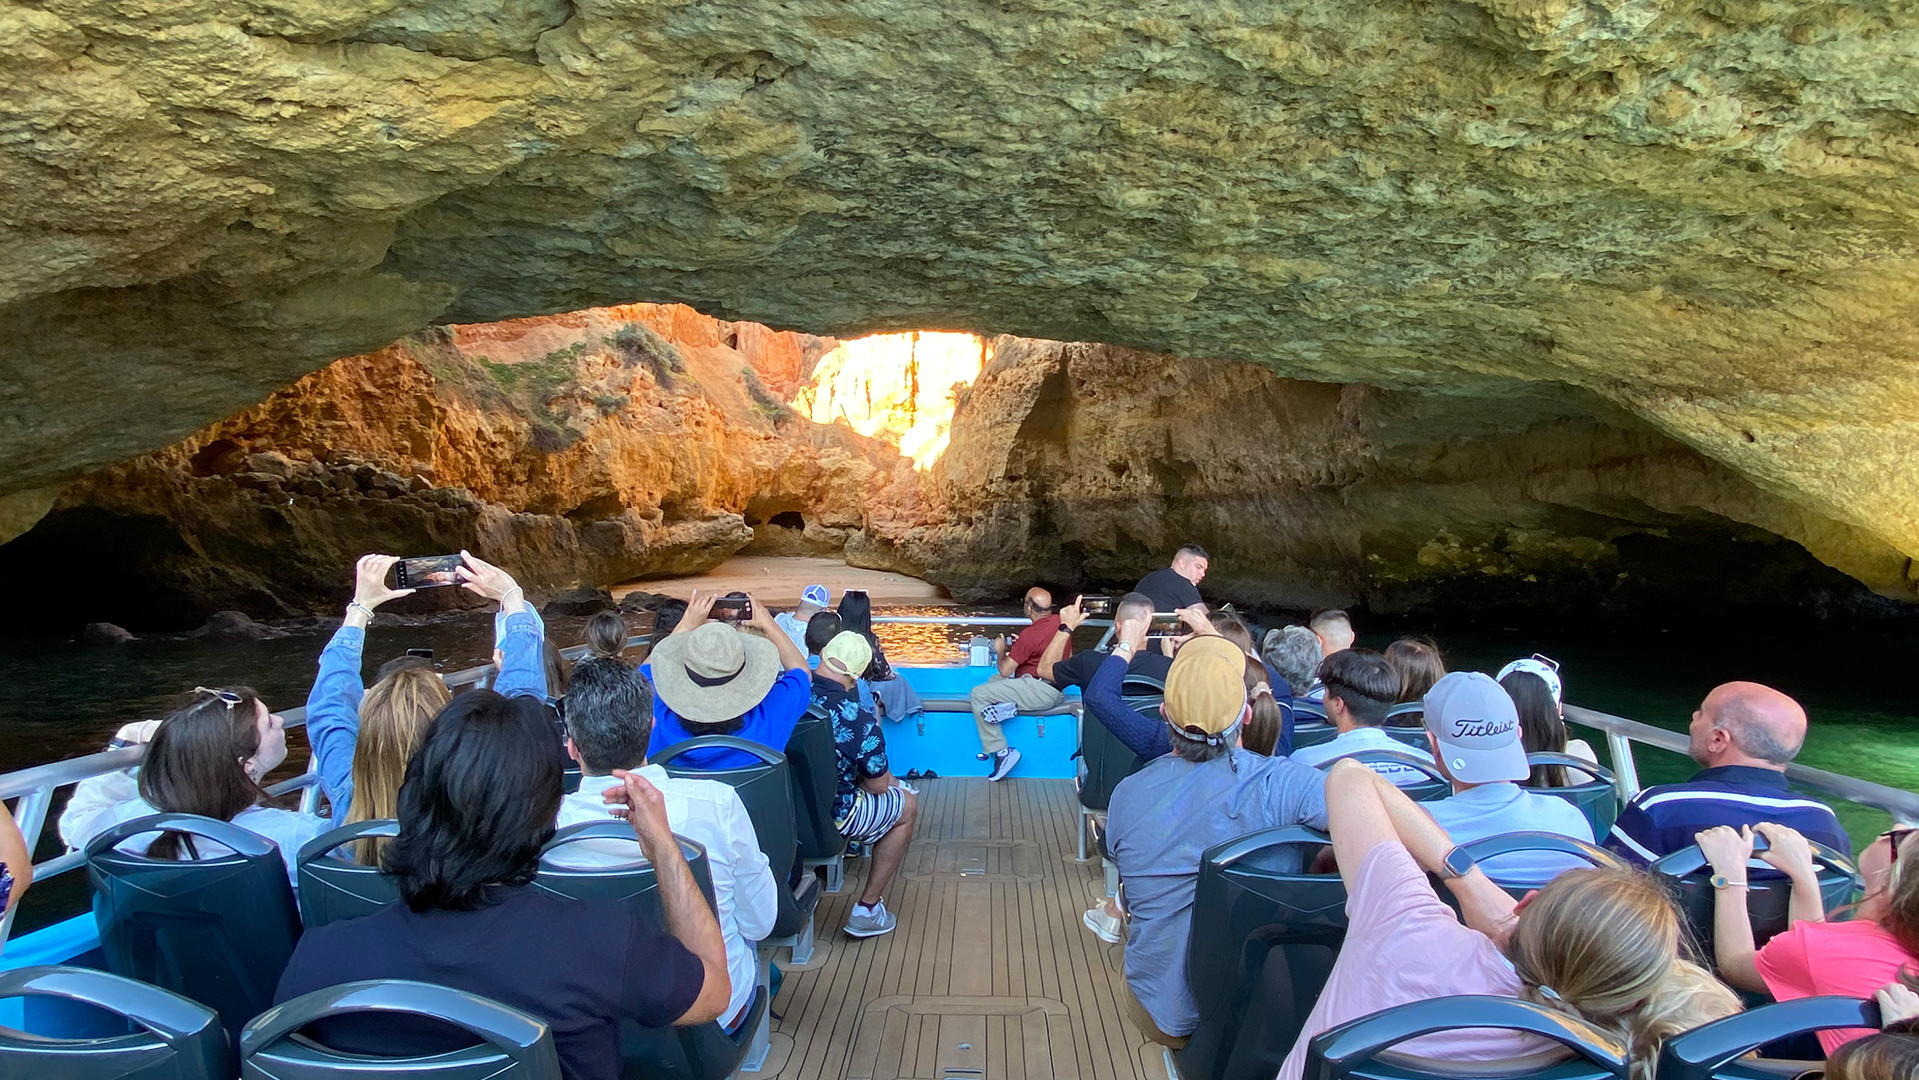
1423, 671, 1530, 784
1496, 654, 1562, 706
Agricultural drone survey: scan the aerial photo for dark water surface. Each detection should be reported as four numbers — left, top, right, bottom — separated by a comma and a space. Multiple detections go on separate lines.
2, 604, 1914, 933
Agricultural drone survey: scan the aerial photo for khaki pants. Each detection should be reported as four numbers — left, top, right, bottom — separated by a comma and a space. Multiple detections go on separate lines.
1122, 980, 1190, 1049
967, 674, 1064, 754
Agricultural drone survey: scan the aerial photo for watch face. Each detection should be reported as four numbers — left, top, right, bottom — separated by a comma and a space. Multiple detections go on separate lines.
1443, 846, 1478, 878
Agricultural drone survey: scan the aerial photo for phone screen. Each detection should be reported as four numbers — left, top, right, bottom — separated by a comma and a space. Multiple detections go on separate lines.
1146, 613, 1186, 639
394, 554, 462, 590
1080, 595, 1114, 617
712, 596, 753, 623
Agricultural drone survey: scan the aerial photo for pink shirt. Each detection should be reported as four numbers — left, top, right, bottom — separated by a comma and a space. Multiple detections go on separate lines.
1278, 843, 1561, 1080
1755, 918, 1916, 1056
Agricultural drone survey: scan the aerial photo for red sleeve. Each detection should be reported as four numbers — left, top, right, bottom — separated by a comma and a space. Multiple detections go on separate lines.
1753, 922, 1817, 1001
1009, 620, 1055, 666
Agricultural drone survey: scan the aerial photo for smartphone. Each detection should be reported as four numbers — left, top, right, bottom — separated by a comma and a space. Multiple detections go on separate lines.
1079, 595, 1115, 618
712, 595, 753, 624
393, 554, 463, 590
405, 647, 435, 659
1146, 612, 1187, 639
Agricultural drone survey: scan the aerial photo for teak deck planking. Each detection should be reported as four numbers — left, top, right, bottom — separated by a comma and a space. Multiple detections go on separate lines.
763, 777, 1160, 1080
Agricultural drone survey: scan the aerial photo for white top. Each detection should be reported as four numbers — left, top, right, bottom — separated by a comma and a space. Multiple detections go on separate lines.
550, 764, 779, 1022
59, 769, 328, 885
772, 612, 811, 657
1287, 727, 1437, 787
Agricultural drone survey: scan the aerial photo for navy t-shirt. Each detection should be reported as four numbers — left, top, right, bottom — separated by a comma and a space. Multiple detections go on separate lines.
1133, 567, 1202, 612
274, 886, 704, 1080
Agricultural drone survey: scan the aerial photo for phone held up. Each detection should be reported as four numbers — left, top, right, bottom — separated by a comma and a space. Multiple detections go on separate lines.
1078, 595, 1115, 618
711, 594, 753, 625
1146, 612, 1187, 640
392, 554, 463, 590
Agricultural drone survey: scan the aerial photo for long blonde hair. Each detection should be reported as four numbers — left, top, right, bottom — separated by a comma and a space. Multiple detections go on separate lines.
1508, 868, 1741, 1080
347, 663, 449, 862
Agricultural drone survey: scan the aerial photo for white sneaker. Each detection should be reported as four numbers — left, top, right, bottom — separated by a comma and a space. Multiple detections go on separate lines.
1082, 904, 1123, 944
986, 748, 1021, 781
844, 900, 897, 938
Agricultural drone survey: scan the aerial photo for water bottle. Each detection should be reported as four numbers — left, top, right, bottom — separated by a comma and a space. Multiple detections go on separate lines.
968, 636, 991, 666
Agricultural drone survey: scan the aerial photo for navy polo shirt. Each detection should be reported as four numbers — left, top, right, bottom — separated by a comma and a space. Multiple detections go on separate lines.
1603, 765, 1851, 867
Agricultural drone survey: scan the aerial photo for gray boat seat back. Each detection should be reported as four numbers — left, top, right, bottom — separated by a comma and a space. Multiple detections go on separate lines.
1653, 835, 1858, 967
295, 820, 400, 929
240, 979, 562, 1080
1384, 702, 1424, 727
1078, 705, 1150, 814
85, 812, 303, 1040
1315, 749, 1451, 802
786, 708, 849, 861
1459, 831, 1625, 901
0, 964, 231, 1080
620, 984, 768, 1080
1520, 754, 1619, 837
531, 822, 715, 914
1656, 995, 1877, 1080
1172, 826, 1343, 1080
654, 735, 820, 937
1305, 994, 1627, 1080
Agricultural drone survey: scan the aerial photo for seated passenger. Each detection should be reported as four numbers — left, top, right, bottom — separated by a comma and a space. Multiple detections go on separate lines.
583, 610, 631, 662
1239, 652, 1287, 757
307, 552, 545, 834
59, 686, 326, 883
1279, 759, 1739, 1080
643, 589, 812, 770
838, 588, 926, 726
1304, 609, 1355, 696
967, 586, 1069, 782
1698, 821, 1918, 1055
774, 583, 832, 655
551, 658, 778, 1034
1383, 636, 1445, 726
275, 690, 729, 1080
804, 610, 842, 660
1050, 591, 1171, 693
1081, 596, 1179, 761
1286, 650, 1437, 786
810, 632, 918, 938
1827, 977, 1919, 1080
1497, 654, 1598, 785
1105, 636, 1330, 1048
1603, 681, 1849, 866
1261, 625, 1323, 705
1418, 672, 1595, 887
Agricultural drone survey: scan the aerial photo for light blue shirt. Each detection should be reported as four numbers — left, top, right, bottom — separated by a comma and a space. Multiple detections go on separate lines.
1425, 782, 1597, 888
1287, 726, 1436, 787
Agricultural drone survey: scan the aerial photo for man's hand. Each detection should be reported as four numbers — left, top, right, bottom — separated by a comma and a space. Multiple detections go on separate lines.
744, 592, 780, 634
1753, 822, 1817, 880
1877, 981, 1919, 1026
604, 769, 676, 860
1060, 598, 1087, 632
1115, 610, 1149, 654
1695, 825, 1755, 879
456, 551, 524, 612
992, 634, 1007, 657
678, 590, 718, 633
1175, 603, 1217, 638
352, 554, 414, 610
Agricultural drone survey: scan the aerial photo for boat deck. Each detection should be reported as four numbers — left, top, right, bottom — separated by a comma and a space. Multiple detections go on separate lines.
761, 777, 1160, 1080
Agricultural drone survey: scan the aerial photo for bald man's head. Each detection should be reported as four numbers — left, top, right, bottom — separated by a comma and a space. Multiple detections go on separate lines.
1023, 588, 1054, 619
1690, 681, 1807, 769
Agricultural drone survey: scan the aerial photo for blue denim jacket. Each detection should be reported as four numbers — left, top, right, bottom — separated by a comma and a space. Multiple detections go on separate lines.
307, 605, 547, 826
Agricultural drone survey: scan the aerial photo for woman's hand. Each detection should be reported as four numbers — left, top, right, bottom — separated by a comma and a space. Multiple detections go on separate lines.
352, 554, 414, 611
1878, 981, 1919, 1026
456, 551, 524, 612
604, 769, 676, 861
1753, 822, 1818, 880
678, 590, 717, 633
1695, 825, 1755, 880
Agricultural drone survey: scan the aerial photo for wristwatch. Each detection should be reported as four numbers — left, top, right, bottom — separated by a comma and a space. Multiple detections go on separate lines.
1438, 845, 1478, 879
1710, 873, 1748, 890
1056, 623, 1072, 634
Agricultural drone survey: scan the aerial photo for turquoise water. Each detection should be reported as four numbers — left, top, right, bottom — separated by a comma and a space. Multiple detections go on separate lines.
1, 606, 1913, 933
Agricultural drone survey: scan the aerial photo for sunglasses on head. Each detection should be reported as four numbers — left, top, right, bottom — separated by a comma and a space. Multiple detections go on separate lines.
192, 686, 243, 712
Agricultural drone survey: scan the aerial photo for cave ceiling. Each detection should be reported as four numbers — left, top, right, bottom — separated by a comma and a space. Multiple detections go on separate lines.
4, 0, 1919, 594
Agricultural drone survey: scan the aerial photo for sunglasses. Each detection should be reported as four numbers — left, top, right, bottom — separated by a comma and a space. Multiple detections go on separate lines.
1884, 827, 1914, 855
192, 686, 243, 712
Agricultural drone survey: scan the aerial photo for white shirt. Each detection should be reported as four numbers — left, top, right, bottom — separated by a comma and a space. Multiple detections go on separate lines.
551, 764, 779, 1022
1287, 727, 1437, 787
59, 770, 328, 885
772, 612, 811, 656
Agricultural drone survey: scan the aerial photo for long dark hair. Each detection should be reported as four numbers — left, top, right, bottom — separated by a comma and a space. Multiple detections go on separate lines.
1504, 671, 1569, 787
139, 686, 277, 860
836, 589, 891, 680
383, 690, 564, 912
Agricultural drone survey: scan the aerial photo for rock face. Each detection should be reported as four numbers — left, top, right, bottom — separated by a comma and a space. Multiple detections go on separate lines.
5, 1, 1919, 603
0, 304, 903, 627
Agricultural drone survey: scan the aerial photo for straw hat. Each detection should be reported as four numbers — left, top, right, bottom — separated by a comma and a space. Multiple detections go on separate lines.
648, 622, 782, 723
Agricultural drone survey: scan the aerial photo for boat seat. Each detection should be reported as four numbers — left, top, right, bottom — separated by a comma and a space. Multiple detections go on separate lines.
919, 698, 1081, 716
787, 708, 850, 894
1173, 826, 1343, 1080
1303, 994, 1627, 1080
1310, 750, 1451, 802
239, 979, 562, 1079
1382, 726, 1431, 750
85, 812, 304, 1043
1521, 754, 1618, 837
1656, 995, 1878, 1080
1075, 706, 1150, 863
654, 734, 825, 970
533, 824, 761, 1080
1652, 833, 1858, 981
1291, 700, 1329, 724
0, 964, 231, 1080
1383, 701, 1424, 727
295, 820, 400, 929
1457, 831, 1624, 900
1290, 721, 1336, 749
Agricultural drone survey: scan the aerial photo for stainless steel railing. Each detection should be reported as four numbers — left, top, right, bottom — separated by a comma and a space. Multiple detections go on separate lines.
2, 620, 1914, 950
